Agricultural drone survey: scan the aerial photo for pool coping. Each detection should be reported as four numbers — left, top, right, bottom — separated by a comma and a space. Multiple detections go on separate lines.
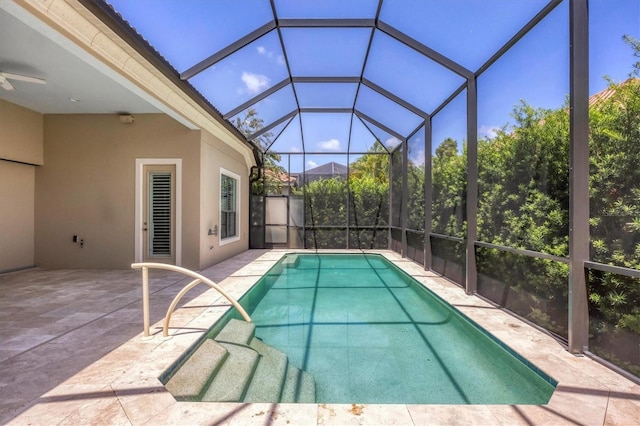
7, 249, 640, 425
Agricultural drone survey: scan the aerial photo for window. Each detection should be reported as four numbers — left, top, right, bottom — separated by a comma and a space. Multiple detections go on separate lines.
220, 170, 240, 242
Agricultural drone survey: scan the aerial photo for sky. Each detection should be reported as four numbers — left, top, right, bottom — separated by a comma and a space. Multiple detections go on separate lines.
107, 0, 640, 171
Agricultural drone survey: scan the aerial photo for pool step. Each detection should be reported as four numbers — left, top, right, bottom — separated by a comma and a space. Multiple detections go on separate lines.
200, 341, 260, 402
281, 364, 316, 403
164, 319, 316, 403
164, 339, 228, 401
281, 253, 300, 268
243, 337, 289, 403
214, 317, 255, 345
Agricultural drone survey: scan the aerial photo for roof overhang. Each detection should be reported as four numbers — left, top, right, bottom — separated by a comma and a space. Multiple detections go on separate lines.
2, 0, 258, 169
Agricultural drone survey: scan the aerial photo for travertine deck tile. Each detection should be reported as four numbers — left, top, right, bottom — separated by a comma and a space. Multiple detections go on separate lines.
1, 250, 638, 425
319, 403, 414, 425
407, 404, 502, 425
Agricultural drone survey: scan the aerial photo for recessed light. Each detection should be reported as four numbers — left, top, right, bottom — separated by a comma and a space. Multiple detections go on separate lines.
68, 97, 80, 103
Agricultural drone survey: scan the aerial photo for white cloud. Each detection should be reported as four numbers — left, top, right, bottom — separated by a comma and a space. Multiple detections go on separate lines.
241, 72, 270, 95
318, 138, 341, 151
290, 146, 301, 153
256, 45, 272, 58
385, 137, 401, 148
478, 124, 500, 139
256, 45, 285, 66
307, 160, 318, 168
409, 148, 425, 166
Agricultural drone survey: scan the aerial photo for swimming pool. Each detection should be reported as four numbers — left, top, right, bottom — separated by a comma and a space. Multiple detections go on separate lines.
185, 253, 556, 404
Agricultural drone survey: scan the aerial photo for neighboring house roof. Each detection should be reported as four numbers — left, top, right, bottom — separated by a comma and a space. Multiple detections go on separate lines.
305, 162, 348, 176
264, 168, 297, 186
589, 77, 638, 107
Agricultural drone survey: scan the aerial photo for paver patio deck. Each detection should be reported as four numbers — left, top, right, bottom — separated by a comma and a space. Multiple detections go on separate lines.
0, 250, 638, 425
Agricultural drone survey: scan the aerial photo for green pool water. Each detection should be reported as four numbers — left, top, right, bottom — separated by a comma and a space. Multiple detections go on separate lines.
216, 253, 556, 404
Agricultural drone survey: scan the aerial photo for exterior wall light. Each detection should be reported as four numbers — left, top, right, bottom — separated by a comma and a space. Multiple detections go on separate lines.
118, 114, 135, 124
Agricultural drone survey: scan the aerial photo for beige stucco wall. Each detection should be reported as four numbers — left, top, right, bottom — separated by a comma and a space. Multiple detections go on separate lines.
36, 114, 201, 269
0, 99, 43, 165
199, 130, 249, 269
0, 99, 42, 272
0, 160, 36, 272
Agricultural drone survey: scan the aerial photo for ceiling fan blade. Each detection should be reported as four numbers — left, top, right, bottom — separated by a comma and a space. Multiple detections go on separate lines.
1, 72, 46, 85
0, 75, 15, 91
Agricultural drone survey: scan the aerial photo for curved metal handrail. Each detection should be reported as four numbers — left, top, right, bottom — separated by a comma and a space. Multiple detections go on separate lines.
131, 262, 251, 338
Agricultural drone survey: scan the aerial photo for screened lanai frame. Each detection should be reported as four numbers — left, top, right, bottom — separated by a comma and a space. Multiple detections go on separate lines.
84, 0, 640, 380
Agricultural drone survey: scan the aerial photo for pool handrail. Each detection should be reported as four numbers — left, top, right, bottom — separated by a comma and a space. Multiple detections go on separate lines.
131, 262, 251, 338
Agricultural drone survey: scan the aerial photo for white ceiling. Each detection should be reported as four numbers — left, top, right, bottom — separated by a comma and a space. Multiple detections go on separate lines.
0, 1, 163, 115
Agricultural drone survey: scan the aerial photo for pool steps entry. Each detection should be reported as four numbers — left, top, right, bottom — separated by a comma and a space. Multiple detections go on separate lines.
131, 262, 252, 338
163, 319, 316, 403
132, 261, 314, 402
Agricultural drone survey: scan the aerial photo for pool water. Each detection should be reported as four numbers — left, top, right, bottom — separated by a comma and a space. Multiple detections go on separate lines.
219, 253, 556, 404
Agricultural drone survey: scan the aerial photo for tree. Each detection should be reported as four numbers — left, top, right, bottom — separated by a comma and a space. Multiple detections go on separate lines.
429, 54, 640, 372
349, 140, 389, 186
406, 161, 425, 231
432, 137, 466, 237
588, 75, 640, 374
477, 101, 570, 256
348, 142, 390, 248
303, 177, 348, 248
298, 141, 390, 249
622, 35, 640, 77
234, 108, 286, 195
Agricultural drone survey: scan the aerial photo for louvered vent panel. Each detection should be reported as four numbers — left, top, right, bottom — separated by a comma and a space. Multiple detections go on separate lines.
151, 173, 172, 256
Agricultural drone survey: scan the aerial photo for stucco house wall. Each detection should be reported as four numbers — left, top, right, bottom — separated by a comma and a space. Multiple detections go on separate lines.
2, 1, 255, 274
0, 99, 43, 272
199, 129, 250, 269
35, 113, 202, 270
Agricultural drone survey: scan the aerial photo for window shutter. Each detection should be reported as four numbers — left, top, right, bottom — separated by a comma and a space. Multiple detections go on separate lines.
150, 172, 172, 256
221, 174, 237, 239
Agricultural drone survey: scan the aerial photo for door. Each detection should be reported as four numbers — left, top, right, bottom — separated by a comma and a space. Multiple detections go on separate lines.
143, 164, 176, 264
265, 196, 288, 247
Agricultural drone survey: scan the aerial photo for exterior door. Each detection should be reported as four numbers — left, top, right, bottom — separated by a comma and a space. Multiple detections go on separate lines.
143, 164, 176, 264
262, 195, 304, 248
265, 196, 288, 247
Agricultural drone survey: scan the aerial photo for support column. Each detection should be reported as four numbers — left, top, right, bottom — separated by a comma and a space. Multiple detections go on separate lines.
466, 77, 478, 295
346, 152, 350, 249
568, 0, 590, 353
388, 150, 393, 250
401, 138, 409, 257
424, 119, 433, 270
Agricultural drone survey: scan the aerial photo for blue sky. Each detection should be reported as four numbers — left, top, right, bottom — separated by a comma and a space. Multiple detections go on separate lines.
107, 0, 639, 170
